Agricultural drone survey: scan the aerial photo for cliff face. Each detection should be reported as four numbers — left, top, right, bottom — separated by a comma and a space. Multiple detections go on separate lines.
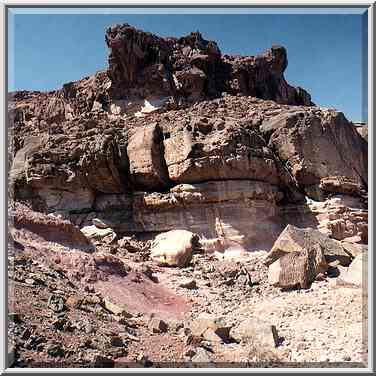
105, 24, 312, 105
9, 24, 367, 252
7, 23, 369, 368
8, 24, 312, 131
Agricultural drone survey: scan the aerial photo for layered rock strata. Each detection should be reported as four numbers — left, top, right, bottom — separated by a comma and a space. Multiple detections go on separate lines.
8, 24, 368, 252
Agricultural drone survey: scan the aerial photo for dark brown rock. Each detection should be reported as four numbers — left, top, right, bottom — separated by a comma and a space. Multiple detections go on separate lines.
105, 24, 312, 106
148, 317, 168, 333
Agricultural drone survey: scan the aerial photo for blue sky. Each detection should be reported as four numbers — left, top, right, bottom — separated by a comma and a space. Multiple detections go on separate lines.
8, 9, 368, 122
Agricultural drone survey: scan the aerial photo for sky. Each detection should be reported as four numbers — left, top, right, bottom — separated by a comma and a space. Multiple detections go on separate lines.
8, 8, 368, 122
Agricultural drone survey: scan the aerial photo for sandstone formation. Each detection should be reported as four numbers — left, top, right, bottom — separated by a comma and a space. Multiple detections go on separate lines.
7, 23, 368, 368
353, 122, 368, 141
9, 89, 367, 251
127, 123, 170, 190
9, 202, 93, 252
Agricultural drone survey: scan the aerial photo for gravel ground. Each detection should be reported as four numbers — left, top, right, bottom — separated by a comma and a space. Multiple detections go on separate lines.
8, 246, 367, 368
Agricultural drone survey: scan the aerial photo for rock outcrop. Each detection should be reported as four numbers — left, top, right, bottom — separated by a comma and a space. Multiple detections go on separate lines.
9, 23, 368, 254
260, 111, 368, 199
7, 22, 369, 368
9, 202, 93, 253
105, 24, 312, 106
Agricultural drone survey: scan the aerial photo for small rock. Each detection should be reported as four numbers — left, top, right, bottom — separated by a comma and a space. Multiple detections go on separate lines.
21, 328, 31, 340
46, 342, 65, 357
93, 218, 111, 229
202, 328, 223, 343
84, 285, 95, 293
179, 279, 198, 289
149, 317, 168, 333
85, 324, 95, 334
51, 318, 67, 331
47, 294, 65, 313
110, 336, 124, 347
9, 312, 22, 324
103, 298, 133, 318
92, 354, 115, 368
136, 353, 153, 367
65, 295, 83, 309
81, 339, 93, 348
167, 320, 184, 333
230, 318, 279, 348
84, 294, 102, 305
24, 335, 45, 350
184, 346, 197, 358
189, 314, 231, 342
191, 347, 213, 364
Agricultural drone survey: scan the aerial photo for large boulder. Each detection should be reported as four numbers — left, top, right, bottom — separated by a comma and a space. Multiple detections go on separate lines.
80, 225, 117, 244
268, 244, 327, 289
264, 225, 352, 267
150, 229, 200, 267
337, 253, 365, 287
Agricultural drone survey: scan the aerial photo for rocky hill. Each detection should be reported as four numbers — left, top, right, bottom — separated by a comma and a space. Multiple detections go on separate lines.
8, 24, 368, 368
